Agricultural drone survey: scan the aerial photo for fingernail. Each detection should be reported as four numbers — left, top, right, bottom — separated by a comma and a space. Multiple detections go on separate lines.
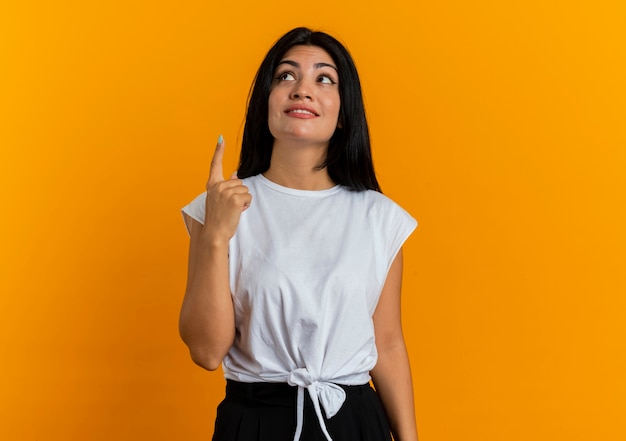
218, 134, 223, 145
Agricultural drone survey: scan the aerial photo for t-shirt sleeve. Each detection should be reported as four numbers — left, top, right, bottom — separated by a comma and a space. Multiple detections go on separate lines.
373, 194, 418, 281
385, 200, 418, 263
181, 192, 207, 235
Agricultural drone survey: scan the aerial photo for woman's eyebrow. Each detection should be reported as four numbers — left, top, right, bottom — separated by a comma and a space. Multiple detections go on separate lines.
276, 60, 338, 71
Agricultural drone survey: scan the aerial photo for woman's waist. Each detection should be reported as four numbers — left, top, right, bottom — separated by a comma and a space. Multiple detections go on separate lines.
223, 379, 372, 408
222, 362, 373, 387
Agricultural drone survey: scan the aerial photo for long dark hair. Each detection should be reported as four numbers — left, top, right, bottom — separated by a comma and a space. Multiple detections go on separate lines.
237, 27, 381, 192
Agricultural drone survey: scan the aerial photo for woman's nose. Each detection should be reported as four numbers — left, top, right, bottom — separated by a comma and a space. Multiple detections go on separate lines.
290, 82, 312, 100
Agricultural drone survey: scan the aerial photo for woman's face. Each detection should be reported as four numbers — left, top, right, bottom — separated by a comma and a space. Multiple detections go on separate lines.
268, 45, 341, 147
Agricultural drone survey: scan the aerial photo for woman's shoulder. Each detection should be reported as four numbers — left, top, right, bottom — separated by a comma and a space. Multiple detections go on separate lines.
355, 189, 417, 227
350, 188, 407, 209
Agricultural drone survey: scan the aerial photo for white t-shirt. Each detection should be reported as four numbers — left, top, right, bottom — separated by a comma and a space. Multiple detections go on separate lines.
182, 174, 417, 441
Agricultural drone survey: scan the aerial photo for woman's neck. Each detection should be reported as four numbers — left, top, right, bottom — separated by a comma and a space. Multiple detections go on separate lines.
263, 140, 335, 190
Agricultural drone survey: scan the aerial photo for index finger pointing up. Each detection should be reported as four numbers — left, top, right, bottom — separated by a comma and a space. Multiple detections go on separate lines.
209, 134, 225, 184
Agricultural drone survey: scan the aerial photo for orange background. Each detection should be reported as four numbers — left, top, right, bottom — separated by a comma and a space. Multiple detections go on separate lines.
1, 1, 625, 440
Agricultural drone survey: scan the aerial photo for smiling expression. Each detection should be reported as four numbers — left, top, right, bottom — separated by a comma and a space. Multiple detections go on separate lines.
268, 45, 341, 148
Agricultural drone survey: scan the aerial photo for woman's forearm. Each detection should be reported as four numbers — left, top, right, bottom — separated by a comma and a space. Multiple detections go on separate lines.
371, 341, 419, 441
179, 223, 235, 371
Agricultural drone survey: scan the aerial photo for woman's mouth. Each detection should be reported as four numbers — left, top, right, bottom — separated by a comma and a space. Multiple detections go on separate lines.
285, 106, 319, 118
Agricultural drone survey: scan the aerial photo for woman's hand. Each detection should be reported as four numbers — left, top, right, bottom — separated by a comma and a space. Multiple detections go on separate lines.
201, 136, 252, 245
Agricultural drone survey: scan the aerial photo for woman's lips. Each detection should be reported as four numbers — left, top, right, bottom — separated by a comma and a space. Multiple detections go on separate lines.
285, 105, 319, 118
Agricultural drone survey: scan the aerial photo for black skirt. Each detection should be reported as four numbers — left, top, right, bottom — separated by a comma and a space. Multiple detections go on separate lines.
212, 380, 393, 441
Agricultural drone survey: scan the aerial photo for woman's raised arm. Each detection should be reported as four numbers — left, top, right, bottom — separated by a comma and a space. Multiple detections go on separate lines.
179, 137, 252, 370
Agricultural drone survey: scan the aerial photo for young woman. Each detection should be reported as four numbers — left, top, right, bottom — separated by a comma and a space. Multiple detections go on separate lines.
180, 27, 419, 441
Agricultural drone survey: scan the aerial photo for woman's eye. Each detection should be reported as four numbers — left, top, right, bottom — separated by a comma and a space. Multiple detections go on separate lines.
277, 72, 295, 81
318, 75, 335, 84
